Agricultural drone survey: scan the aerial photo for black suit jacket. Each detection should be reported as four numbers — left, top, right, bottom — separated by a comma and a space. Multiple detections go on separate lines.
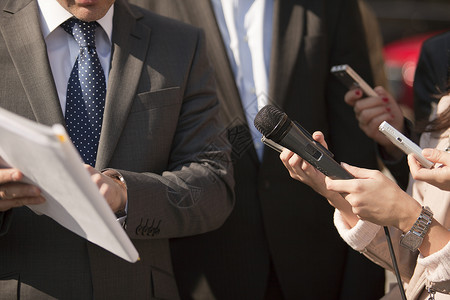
130, 0, 385, 299
0, 0, 234, 299
414, 30, 450, 124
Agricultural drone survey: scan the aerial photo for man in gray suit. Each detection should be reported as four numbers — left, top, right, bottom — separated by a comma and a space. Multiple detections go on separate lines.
0, 0, 234, 299
129, 0, 386, 299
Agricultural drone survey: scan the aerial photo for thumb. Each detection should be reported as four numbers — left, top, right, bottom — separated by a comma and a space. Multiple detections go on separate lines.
422, 148, 450, 166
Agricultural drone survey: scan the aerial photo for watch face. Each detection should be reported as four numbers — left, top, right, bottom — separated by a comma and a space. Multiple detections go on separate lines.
400, 232, 422, 251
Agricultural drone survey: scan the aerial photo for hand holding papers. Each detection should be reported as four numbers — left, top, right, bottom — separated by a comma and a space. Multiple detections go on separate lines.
0, 107, 139, 262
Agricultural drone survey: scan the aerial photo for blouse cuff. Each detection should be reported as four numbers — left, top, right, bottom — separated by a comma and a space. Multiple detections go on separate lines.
334, 209, 381, 251
418, 240, 450, 282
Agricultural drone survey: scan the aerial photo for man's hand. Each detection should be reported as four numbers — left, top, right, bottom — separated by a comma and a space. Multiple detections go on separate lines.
84, 165, 127, 213
0, 157, 45, 211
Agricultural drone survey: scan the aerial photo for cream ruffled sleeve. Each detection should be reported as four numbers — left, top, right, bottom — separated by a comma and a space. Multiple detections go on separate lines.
333, 209, 382, 251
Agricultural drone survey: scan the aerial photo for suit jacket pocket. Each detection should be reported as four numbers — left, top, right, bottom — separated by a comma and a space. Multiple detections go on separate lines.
131, 87, 181, 113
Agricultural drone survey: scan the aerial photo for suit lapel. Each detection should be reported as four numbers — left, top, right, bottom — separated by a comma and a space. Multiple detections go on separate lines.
95, 0, 151, 169
0, 0, 64, 126
269, 0, 305, 108
181, 0, 261, 164
181, 0, 246, 127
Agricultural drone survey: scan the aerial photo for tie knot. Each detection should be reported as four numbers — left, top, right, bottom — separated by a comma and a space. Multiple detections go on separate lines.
61, 18, 98, 48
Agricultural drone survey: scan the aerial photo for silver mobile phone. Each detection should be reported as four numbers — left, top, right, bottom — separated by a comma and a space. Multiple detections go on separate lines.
378, 121, 434, 169
331, 64, 378, 97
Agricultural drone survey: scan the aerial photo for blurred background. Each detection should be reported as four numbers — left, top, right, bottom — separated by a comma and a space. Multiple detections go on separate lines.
364, 0, 450, 119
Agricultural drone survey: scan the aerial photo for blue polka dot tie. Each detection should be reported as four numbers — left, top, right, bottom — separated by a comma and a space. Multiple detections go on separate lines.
61, 18, 106, 166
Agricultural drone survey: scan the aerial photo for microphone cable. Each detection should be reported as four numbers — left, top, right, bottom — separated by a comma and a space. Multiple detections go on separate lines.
383, 226, 407, 300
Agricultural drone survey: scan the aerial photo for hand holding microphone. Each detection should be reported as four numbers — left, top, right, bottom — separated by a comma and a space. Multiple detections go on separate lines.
254, 105, 357, 221
254, 105, 353, 180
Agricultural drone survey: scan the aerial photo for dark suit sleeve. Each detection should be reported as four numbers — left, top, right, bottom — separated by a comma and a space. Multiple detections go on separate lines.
0, 210, 13, 236
119, 29, 235, 240
325, 0, 378, 168
413, 31, 450, 125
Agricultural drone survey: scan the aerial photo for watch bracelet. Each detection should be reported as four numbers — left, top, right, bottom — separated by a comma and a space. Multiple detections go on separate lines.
408, 206, 433, 237
102, 168, 127, 190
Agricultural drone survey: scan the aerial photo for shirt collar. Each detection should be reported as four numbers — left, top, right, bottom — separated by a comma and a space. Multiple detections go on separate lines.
36, 0, 114, 43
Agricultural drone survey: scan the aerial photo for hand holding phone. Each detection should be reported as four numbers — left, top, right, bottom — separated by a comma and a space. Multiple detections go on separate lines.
378, 121, 434, 169
331, 64, 378, 97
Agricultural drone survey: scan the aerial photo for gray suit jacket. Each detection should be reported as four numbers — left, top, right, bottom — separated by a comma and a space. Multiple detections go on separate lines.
0, 0, 234, 299
129, 1, 386, 299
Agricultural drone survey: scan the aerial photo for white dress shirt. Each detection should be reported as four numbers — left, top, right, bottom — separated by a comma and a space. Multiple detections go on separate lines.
211, 0, 273, 161
35, 1, 127, 221
36, 0, 113, 116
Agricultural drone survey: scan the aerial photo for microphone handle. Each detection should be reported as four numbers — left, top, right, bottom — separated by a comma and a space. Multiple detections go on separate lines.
279, 124, 354, 180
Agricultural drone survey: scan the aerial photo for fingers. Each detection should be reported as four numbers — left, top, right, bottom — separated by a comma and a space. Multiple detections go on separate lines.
84, 164, 106, 190
0, 182, 41, 199
408, 153, 437, 182
0, 195, 45, 211
422, 148, 450, 165
353, 92, 393, 128
344, 89, 363, 107
311, 131, 328, 149
279, 149, 294, 162
0, 166, 45, 211
324, 176, 357, 194
340, 162, 376, 179
84, 164, 96, 175
0, 182, 45, 211
324, 163, 377, 193
407, 154, 422, 175
0, 168, 22, 184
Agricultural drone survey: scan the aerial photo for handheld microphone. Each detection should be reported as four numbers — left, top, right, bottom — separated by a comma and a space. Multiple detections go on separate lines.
254, 105, 353, 179
254, 106, 407, 299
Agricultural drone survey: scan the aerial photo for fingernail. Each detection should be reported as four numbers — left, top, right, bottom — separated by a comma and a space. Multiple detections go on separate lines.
382, 97, 389, 103
422, 148, 432, 157
355, 90, 361, 96
386, 107, 391, 112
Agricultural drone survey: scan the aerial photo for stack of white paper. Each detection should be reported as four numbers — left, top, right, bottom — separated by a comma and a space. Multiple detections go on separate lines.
0, 107, 139, 263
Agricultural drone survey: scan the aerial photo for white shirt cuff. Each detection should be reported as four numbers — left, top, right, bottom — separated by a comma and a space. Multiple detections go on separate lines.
333, 209, 382, 251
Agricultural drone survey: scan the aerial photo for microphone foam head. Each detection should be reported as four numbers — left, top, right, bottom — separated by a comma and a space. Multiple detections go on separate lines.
254, 105, 290, 141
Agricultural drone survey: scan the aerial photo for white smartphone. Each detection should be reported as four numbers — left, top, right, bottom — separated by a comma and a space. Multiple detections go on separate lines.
378, 121, 434, 169
331, 64, 378, 97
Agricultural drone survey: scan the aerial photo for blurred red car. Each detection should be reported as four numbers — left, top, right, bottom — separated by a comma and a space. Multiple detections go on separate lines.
382, 31, 445, 111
